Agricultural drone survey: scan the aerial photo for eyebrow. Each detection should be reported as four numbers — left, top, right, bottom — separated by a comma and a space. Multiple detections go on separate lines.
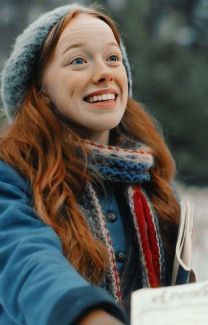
62, 41, 120, 55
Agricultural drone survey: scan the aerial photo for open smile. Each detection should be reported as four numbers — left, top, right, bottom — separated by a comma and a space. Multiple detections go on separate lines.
83, 88, 118, 105
85, 93, 117, 103
84, 96, 118, 109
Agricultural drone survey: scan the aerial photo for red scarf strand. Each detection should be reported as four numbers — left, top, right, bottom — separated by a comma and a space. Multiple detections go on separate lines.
133, 185, 160, 287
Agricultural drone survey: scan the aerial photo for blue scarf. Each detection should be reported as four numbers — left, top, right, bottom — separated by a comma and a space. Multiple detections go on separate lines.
80, 139, 166, 303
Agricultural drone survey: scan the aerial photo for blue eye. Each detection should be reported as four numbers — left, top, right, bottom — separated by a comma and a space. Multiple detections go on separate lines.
108, 55, 119, 62
70, 57, 85, 65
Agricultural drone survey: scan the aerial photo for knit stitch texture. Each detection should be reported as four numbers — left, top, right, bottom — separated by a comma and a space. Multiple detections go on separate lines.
79, 140, 166, 302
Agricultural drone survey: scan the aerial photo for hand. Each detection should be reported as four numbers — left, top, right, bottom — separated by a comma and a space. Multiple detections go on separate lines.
78, 309, 125, 325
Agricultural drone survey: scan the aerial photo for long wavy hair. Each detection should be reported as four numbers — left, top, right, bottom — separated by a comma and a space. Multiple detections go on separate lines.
0, 6, 179, 285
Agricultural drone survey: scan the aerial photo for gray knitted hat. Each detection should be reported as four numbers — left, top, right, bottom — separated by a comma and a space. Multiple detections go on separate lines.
0, 3, 132, 121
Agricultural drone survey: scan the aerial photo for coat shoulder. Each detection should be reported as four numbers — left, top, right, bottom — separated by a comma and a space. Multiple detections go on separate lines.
0, 160, 30, 192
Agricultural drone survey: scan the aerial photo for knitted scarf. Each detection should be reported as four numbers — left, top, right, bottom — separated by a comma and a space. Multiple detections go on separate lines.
79, 139, 166, 303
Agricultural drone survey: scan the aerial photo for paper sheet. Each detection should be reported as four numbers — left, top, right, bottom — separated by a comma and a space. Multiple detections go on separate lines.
131, 281, 208, 325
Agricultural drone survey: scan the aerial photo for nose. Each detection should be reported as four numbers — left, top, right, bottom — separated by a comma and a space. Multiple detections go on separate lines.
91, 61, 114, 85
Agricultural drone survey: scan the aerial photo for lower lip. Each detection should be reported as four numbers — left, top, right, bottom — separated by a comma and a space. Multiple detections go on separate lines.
85, 99, 117, 109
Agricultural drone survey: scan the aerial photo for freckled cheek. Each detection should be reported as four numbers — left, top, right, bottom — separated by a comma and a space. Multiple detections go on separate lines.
118, 79, 128, 101
117, 68, 128, 87
63, 75, 86, 100
67, 87, 82, 102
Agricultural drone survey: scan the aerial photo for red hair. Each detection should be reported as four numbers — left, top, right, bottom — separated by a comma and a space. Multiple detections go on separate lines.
0, 7, 179, 284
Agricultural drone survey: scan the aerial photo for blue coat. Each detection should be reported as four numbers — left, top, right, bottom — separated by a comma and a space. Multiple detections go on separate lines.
0, 161, 191, 324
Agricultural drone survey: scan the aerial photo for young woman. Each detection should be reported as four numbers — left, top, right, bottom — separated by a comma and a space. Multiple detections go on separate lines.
0, 3, 192, 325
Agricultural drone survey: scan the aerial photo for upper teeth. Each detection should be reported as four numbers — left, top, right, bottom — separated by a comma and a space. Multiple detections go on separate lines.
86, 93, 116, 103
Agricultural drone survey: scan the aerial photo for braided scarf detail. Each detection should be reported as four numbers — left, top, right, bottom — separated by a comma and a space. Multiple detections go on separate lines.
80, 140, 166, 303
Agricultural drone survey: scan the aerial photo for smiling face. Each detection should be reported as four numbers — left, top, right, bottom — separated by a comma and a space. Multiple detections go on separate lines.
42, 13, 128, 144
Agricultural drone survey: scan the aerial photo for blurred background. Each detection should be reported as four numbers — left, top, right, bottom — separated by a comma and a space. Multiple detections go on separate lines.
0, 0, 208, 280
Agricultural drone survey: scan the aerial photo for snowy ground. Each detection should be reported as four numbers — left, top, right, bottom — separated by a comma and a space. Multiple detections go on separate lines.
177, 184, 208, 281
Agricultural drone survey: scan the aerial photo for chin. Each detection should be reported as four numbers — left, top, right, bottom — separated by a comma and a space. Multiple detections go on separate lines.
95, 121, 121, 131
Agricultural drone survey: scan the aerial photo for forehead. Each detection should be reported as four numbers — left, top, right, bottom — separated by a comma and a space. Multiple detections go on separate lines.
57, 13, 117, 48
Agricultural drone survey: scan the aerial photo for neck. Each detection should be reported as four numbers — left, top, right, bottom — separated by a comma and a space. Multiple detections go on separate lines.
87, 130, 110, 145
